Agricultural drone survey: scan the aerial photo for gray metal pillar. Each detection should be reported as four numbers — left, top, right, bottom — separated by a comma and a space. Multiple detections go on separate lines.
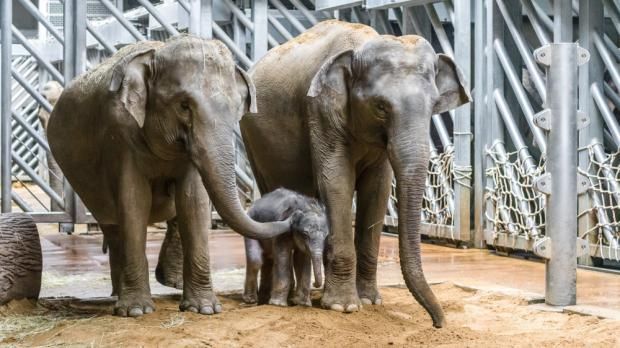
453, 0, 472, 245
473, 0, 486, 247
62, 0, 86, 232
189, 0, 213, 39
252, 0, 268, 62
542, 3, 580, 306
1, 0, 12, 212
577, 0, 604, 266
483, 0, 506, 241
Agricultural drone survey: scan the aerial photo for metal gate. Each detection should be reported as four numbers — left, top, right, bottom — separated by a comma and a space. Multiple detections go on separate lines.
1, 0, 471, 239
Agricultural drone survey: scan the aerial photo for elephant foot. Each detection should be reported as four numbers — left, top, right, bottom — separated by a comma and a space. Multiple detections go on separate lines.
114, 292, 155, 317
291, 294, 312, 307
242, 289, 258, 304
321, 283, 361, 313
155, 264, 183, 289
155, 218, 184, 289
179, 292, 222, 315
357, 280, 382, 305
268, 297, 288, 307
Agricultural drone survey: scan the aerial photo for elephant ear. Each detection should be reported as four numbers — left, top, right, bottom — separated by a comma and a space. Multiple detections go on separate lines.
108, 48, 155, 128
235, 65, 258, 116
307, 50, 353, 99
433, 53, 472, 115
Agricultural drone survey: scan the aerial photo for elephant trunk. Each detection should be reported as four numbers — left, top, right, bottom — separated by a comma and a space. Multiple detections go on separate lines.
388, 132, 446, 328
311, 252, 323, 288
191, 126, 289, 239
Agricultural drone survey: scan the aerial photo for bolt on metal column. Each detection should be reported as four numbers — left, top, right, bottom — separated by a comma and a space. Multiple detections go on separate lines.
1, 0, 13, 212
537, 2, 589, 306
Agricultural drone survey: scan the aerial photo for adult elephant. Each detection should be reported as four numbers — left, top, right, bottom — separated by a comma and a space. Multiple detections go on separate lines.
47, 36, 290, 317
240, 20, 470, 327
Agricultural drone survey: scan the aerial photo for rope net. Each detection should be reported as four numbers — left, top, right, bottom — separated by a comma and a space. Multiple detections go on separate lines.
422, 146, 455, 225
579, 144, 620, 257
484, 142, 546, 240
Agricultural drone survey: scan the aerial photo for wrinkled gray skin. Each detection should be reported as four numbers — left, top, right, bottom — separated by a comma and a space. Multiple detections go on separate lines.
240, 21, 471, 327
47, 36, 290, 318
38, 81, 64, 212
243, 188, 328, 307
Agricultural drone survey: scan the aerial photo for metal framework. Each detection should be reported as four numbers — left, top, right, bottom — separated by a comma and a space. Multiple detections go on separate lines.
7, 0, 620, 304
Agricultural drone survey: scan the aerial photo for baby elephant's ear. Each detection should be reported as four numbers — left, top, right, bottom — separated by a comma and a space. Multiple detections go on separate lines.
289, 209, 305, 226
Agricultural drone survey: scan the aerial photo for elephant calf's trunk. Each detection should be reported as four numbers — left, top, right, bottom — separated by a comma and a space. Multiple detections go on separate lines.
312, 253, 323, 288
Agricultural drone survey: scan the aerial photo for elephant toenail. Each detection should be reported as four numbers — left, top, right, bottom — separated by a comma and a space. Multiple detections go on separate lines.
187, 306, 198, 313
115, 308, 127, 317
345, 304, 359, 313
330, 304, 344, 312
144, 306, 154, 314
128, 307, 144, 317
200, 306, 214, 315
360, 298, 372, 305
214, 304, 222, 313
374, 299, 382, 305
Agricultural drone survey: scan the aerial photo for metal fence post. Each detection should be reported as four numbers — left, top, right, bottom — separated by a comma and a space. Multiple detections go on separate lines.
453, 0, 472, 245
483, 0, 506, 241
252, 0, 268, 62
577, 0, 604, 266
189, 0, 213, 39
1, 0, 12, 213
473, 0, 486, 247
541, 2, 583, 306
61, 0, 86, 232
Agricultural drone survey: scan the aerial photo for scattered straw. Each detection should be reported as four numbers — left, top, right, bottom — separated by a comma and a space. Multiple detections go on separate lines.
160, 313, 186, 329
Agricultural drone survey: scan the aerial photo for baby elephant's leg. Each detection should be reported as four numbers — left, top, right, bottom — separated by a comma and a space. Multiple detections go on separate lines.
269, 235, 294, 306
243, 238, 263, 304
292, 250, 312, 307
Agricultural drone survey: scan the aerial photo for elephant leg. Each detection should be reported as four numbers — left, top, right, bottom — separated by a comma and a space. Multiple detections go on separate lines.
258, 256, 273, 305
175, 166, 221, 315
316, 151, 359, 313
100, 224, 123, 297
355, 160, 392, 305
291, 250, 312, 307
114, 166, 153, 317
243, 237, 263, 304
269, 235, 293, 307
155, 218, 184, 289
47, 152, 64, 212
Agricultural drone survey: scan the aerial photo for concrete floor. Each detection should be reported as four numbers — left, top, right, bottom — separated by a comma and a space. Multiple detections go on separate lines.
37, 225, 620, 313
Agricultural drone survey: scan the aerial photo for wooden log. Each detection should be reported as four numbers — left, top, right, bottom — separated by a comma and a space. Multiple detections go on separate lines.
0, 213, 42, 304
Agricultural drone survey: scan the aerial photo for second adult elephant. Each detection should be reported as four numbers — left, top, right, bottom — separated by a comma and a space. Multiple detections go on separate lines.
240, 21, 471, 327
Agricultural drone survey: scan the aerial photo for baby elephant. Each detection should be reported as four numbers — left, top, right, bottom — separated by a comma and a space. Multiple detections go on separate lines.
243, 188, 328, 307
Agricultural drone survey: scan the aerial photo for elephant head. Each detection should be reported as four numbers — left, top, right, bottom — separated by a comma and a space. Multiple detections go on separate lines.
307, 36, 471, 327
290, 208, 329, 288
108, 36, 289, 240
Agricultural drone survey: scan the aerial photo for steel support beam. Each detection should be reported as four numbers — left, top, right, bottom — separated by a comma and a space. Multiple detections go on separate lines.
252, 0, 268, 61
473, 0, 486, 247
483, 0, 506, 243
189, 0, 213, 38
453, 0, 471, 244
543, 5, 580, 306
1, 0, 12, 212
61, 0, 87, 232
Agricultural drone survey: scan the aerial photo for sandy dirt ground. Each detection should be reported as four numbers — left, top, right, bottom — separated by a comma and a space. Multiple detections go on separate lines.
2, 283, 619, 347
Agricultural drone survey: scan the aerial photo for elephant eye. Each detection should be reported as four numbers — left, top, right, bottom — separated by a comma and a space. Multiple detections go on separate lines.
374, 101, 390, 118
180, 101, 191, 112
